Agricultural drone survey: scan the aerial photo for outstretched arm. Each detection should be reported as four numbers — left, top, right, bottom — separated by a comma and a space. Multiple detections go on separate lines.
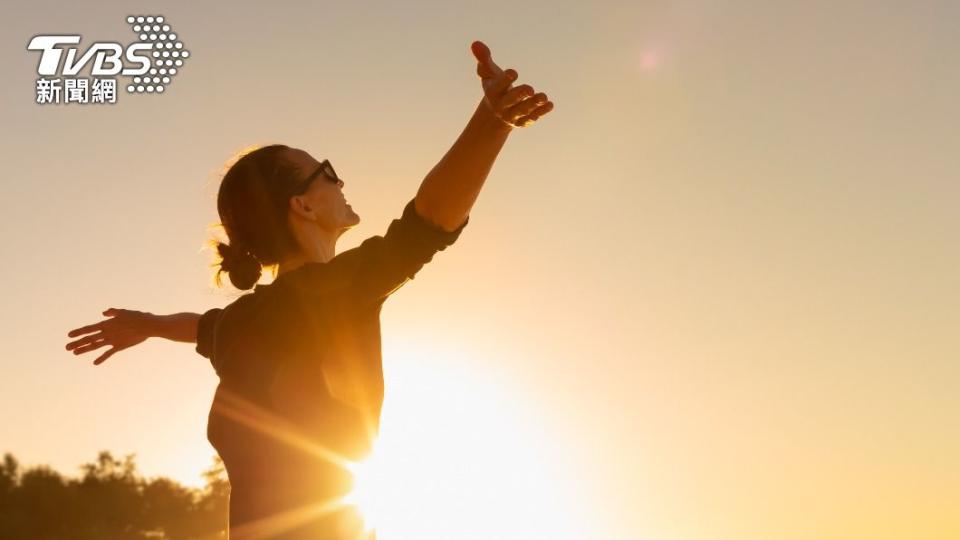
66, 308, 203, 366
414, 40, 555, 232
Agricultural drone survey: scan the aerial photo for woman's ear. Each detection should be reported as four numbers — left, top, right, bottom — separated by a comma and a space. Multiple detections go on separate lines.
288, 195, 313, 218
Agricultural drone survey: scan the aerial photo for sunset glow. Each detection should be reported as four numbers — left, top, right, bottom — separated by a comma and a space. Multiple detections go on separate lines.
8, 2, 959, 539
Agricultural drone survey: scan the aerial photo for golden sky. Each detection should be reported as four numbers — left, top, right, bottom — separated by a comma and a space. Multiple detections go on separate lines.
1, 1, 958, 539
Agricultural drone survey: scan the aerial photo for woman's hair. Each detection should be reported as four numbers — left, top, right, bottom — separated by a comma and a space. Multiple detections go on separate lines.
208, 143, 304, 291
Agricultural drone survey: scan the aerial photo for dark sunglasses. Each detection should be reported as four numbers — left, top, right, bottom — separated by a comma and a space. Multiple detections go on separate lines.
289, 159, 342, 196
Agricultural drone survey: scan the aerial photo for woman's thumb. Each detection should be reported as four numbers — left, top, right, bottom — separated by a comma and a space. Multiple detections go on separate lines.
471, 40, 490, 61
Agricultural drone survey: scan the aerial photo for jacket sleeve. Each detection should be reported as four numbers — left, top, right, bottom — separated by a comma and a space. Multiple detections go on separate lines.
195, 307, 223, 361
349, 198, 469, 308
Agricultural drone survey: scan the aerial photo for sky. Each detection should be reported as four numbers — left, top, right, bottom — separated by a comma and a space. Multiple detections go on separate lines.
1, 1, 958, 539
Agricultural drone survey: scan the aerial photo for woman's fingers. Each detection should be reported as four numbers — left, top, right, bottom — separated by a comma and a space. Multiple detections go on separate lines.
66, 332, 105, 352
499, 84, 535, 109
66, 308, 123, 339
471, 40, 490, 63
66, 316, 115, 349
514, 102, 554, 127
93, 347, 119, 366
66, 308, 143, 341
481, 68, 517, 119
471, 41, 503, 79
65, 308, 149, 365
522, 100, 555, 122
484, 68, 516, 99
471, 40, 555, 129
71, 338, 110, 356
504, 91, 547, 117
508, 100, 555, 128
473, 40, 515, 104
475, 58, 500, 79
66, 308, 149, 365
496, 90, 552, 126
67, 321, 105, 339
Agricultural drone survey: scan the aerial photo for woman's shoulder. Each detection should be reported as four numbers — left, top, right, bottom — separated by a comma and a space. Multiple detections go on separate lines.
260, 242, 377, 299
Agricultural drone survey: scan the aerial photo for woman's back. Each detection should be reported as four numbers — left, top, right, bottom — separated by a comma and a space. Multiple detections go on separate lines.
200, 257, 379, 538
196, 198, 468, 538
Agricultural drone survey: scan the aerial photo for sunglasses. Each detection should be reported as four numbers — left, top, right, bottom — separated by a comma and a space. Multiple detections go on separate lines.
289, 159, 342, 196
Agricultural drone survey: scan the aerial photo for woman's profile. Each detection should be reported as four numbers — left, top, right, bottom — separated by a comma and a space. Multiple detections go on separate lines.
65, 40, 553, 540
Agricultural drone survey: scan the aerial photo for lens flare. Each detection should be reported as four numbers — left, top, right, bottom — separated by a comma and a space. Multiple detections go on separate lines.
344, 447, 390, 535
638, 48, 661, 72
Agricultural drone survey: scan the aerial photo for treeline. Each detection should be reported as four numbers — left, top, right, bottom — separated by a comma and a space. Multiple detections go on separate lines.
0, 450, 228, 539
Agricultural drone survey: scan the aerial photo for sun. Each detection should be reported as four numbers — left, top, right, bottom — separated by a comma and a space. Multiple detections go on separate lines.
343, 446, 392, 535
339, 341, 591, 540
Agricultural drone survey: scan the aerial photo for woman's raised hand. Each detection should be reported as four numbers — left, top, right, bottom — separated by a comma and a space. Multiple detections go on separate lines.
471, 40, 554, 129
66, 308, 155, 366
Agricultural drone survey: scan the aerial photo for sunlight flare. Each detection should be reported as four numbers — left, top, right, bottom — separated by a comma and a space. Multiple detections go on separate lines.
341, 341, 588, 540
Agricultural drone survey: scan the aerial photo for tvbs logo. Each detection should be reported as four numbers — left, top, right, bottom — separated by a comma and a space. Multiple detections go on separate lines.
28, 36, 152, 76
27, 15, 190, 105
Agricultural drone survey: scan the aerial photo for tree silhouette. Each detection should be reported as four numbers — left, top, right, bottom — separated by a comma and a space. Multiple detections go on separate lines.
0, 450, 229, 539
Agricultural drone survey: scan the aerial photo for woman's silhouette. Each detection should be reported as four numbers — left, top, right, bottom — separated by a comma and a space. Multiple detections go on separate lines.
65, 41, 553, 540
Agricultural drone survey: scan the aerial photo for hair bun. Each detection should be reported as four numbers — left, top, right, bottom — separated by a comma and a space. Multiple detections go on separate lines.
216, 241, 262, 290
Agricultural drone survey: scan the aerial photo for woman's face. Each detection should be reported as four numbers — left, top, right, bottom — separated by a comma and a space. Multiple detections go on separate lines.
285, 147, 361, 232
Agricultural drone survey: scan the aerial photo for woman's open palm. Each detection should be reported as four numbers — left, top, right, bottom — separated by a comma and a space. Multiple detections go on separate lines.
472, 40, 554, 128
66, 308, 153, 366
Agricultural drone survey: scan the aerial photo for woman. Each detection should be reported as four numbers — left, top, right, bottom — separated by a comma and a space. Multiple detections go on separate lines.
65, 40, 553, 539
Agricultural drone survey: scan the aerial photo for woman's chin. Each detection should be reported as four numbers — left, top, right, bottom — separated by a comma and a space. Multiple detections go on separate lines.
345, 206, 361, 225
